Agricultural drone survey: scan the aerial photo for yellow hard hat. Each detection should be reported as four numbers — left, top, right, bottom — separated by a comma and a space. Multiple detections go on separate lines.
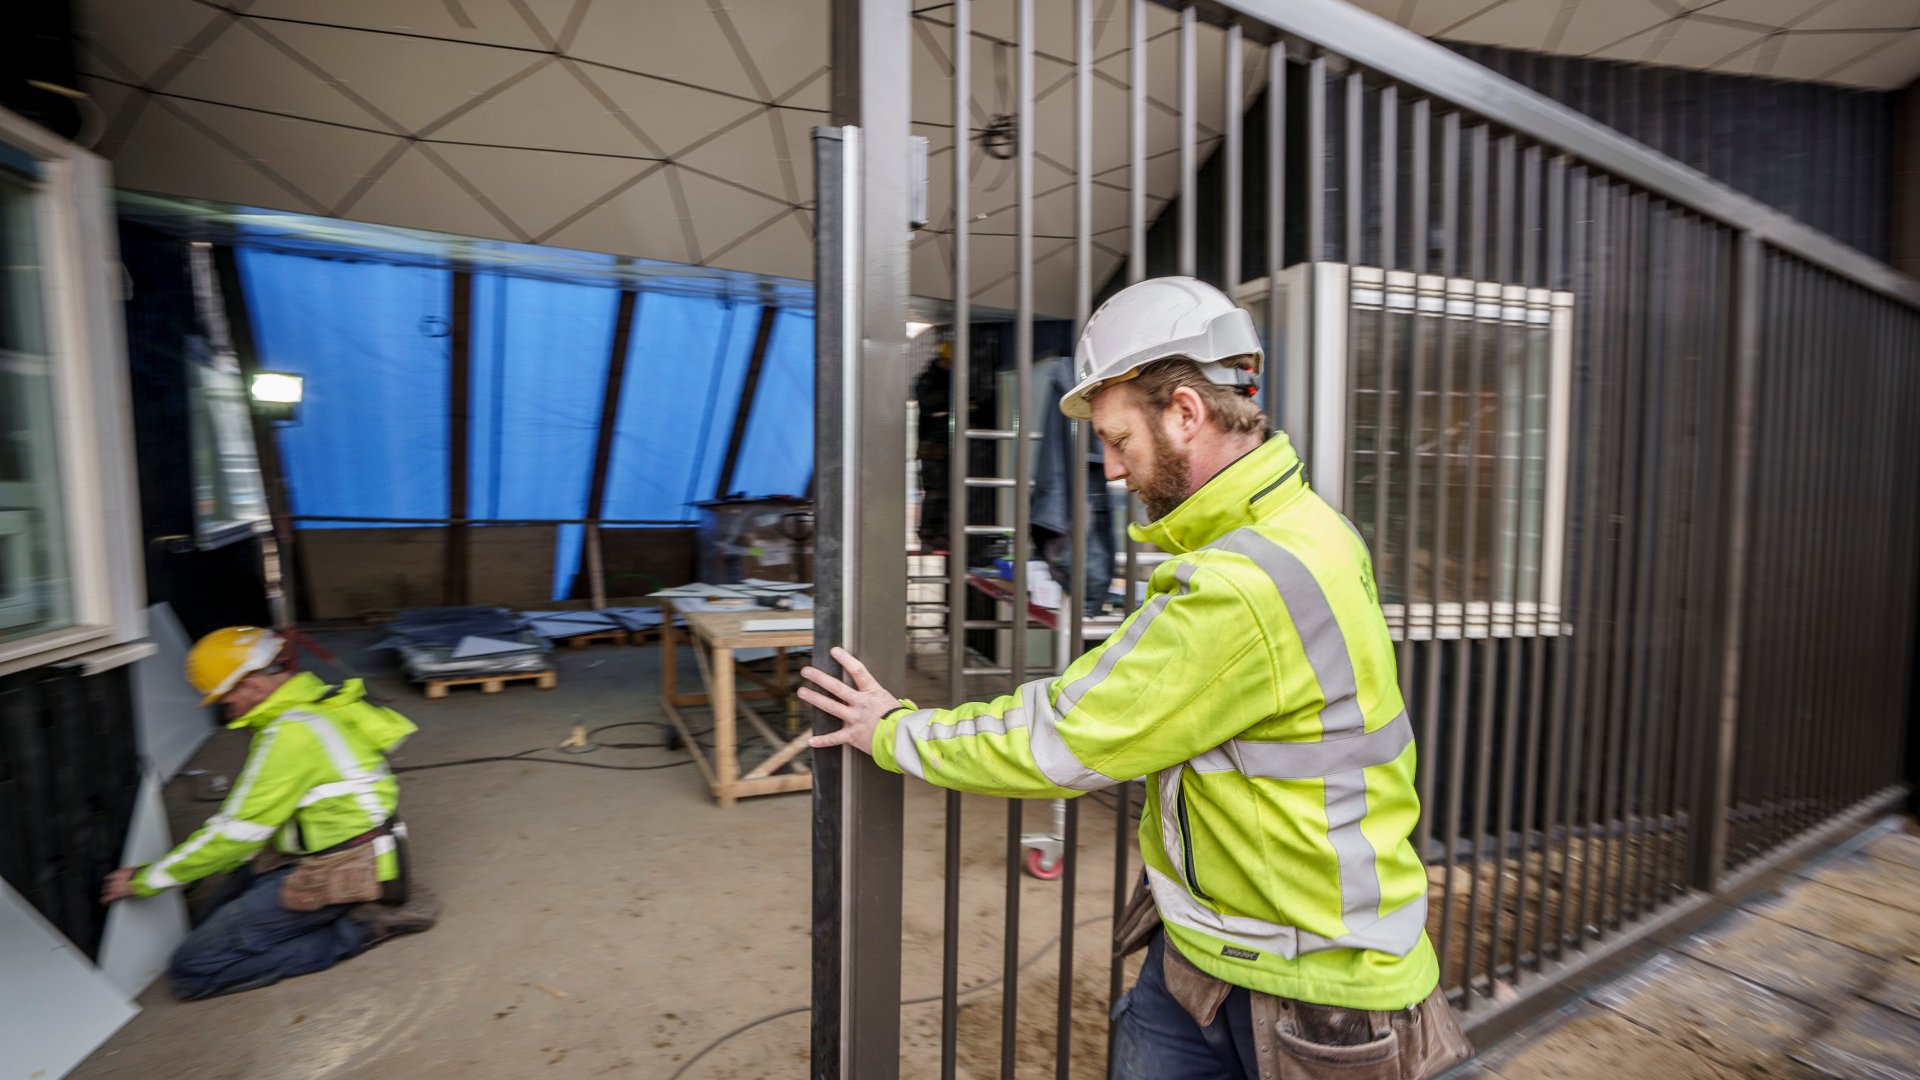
185, 627, 287, 706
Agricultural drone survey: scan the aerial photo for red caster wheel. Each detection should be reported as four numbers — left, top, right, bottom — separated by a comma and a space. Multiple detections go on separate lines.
1024, 847, 1065, 880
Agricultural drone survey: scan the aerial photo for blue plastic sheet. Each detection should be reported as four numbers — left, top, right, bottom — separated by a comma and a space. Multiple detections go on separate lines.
238, 251, 451, 522
235, 249, 810, 600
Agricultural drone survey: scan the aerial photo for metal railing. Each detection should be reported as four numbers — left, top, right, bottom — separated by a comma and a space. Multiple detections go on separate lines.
812, 1, 1920, 1076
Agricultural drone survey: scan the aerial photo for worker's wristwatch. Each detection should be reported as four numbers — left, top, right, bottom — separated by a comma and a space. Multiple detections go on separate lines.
881, 700, 917, 722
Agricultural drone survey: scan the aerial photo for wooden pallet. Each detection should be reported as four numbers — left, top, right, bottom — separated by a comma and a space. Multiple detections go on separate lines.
420, 669, 557, 699
562, 629, 631, 649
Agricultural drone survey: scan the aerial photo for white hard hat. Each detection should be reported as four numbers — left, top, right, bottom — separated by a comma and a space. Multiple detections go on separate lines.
1060, 276, 1262, 420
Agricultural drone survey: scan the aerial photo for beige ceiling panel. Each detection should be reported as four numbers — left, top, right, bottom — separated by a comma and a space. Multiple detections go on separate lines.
1823, 30, 1920, 86
672, 167, 794, 267
107, 95, 326, 214
426, 58, 677, 156
1348, 0, 1409, 25
539, 167, 697, 265
341, 143, 531, 242
1408, 0, 1516, 39
1697, 0, 1828, 24
717, 0, 833, 113
1449, 0, 1567, 50
239, 0, 553, 49
689, 207, 814, 283
910, 230, 955, 301
157, 23, 404, 133
774, 68, 831, 112
568, 66, 769, 159
677, 107, 808, 210
568, 0, 765, 103
239, 20, 556, 134
1796, 0, 1920, 31
174, 100, 406, 212
1552, 0, 1669, 56
1764, 28, 1896, 80
74, 0, 229, 86
422, 142, 655, 240
1647, 17, 1770, 68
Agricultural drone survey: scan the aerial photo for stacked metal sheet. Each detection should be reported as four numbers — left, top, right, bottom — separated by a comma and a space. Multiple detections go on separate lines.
379, 606, 554, 680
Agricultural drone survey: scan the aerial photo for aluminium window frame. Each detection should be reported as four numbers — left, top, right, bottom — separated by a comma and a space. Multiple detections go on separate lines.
1237, 262, 1574, 640
0, 107, 146, 676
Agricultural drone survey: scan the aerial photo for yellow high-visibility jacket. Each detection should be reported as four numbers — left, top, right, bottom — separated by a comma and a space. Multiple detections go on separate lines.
873, 434, 1438, 1009
133, 673, 415, 896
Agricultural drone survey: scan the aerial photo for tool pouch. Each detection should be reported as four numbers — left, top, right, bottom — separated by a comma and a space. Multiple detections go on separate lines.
1113, 871, 1158, 958
279, 844, 383, 911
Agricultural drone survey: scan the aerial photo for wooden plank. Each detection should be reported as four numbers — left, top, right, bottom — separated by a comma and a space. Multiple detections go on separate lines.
660, 696, 718, 791
564, 629, 631, 649
728, 773, 813, 798
744, 731, 814, 781
684, 610, 814, 650
418, 668, 554, 699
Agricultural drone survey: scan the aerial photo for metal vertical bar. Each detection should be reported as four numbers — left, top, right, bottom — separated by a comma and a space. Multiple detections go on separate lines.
1551, 164, 1597, 953
1263, 43, 1285, 421
941, 7, 970, 1072
1408, 98, 1432, 869
1056, 6, 1092, 1075
1460, 121, 1491, 1003
1374, 85, 1396, 594
1637, 209, 1683, 911
1432, 108, 1464, 994
1111, 4, 1147, 1051
1527, 151, 1566, 971
1341, 70, 1364, 513
1223, 21, 1242, 290
1001, 798, 1021, 1080
1618, 199, 1664, 923
1178, 4, 1197, 277
1346, 71, 1362, 268
816, 0, 912, 1065
447, 268, 473, 606
1574, 178, 1618, 950
1508, 147, 1547, 981
1004, 5, 1035, 1074
1486, 132, 1517, 984
1308, 56, 1327, 263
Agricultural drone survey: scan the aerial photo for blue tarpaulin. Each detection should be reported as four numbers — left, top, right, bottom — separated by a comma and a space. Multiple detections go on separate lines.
237, 248, 813, 599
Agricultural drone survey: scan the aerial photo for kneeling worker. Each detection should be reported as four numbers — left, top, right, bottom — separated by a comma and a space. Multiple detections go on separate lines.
101, 626, 438, 999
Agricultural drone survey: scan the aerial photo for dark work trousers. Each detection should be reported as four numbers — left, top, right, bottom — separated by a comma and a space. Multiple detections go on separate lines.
168, 864, 369, 1000
1111, 930, 1261, 1080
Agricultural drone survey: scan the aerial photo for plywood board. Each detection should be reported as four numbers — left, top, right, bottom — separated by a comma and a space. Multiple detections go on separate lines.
299, 526, 557, 618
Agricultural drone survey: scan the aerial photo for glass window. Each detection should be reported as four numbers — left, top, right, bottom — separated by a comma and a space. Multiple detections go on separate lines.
0, 163, 73, 643
188, 335, 270, 544
1345, 271, 1569, 636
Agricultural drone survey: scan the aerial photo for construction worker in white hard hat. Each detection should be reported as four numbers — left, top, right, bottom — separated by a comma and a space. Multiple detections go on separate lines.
100, 626, 439, 999
802, 277, 1470, 1079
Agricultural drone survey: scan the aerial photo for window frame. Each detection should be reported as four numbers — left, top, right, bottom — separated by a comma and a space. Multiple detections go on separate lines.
0, 108, 146, 675
1237, 263, 1574, 641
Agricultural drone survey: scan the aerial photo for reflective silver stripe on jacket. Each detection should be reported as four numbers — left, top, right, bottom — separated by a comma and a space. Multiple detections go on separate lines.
1149, 526, 1423, 959
892, 677, 1123, 791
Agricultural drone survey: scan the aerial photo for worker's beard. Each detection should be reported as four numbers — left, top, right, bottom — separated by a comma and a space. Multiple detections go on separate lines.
1138, 424, 1193, 522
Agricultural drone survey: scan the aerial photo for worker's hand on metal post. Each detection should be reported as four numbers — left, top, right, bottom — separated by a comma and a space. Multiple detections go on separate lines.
100, 866, 138, 905
799, 647, 896, 756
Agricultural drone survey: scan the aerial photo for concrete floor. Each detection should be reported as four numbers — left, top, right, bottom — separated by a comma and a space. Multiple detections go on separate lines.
1464, 819, 1920, 1080
70, 630, 1136, 1080
68, 628, 1920, 1079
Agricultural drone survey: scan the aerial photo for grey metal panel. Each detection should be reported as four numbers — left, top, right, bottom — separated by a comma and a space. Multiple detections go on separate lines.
1170, 0, 1920, 308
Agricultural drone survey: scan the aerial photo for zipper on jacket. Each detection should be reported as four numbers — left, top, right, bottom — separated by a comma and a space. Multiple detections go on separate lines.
1175, 781, 1214, 902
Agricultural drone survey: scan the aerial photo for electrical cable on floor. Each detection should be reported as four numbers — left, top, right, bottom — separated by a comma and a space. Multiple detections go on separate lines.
392, 720, 721, 774
665, 914, 1112, 1080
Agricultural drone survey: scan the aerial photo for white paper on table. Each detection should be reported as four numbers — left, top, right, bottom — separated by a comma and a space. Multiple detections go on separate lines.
97, 773, 189, 999
740, 617, 813, 633
133, 604, 213, 782
1, 879, 139, 1080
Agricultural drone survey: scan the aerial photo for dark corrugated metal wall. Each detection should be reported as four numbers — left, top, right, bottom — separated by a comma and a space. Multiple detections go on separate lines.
1448, 43, 1895, 264
0, 664, 139, 959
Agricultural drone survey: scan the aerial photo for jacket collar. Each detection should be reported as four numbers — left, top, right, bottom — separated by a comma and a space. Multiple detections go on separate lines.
1130, 433, 1309, 555
228, 671, 335, 730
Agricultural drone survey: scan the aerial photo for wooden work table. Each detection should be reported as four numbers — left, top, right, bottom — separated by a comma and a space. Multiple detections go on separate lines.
658, 602, 814, 806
